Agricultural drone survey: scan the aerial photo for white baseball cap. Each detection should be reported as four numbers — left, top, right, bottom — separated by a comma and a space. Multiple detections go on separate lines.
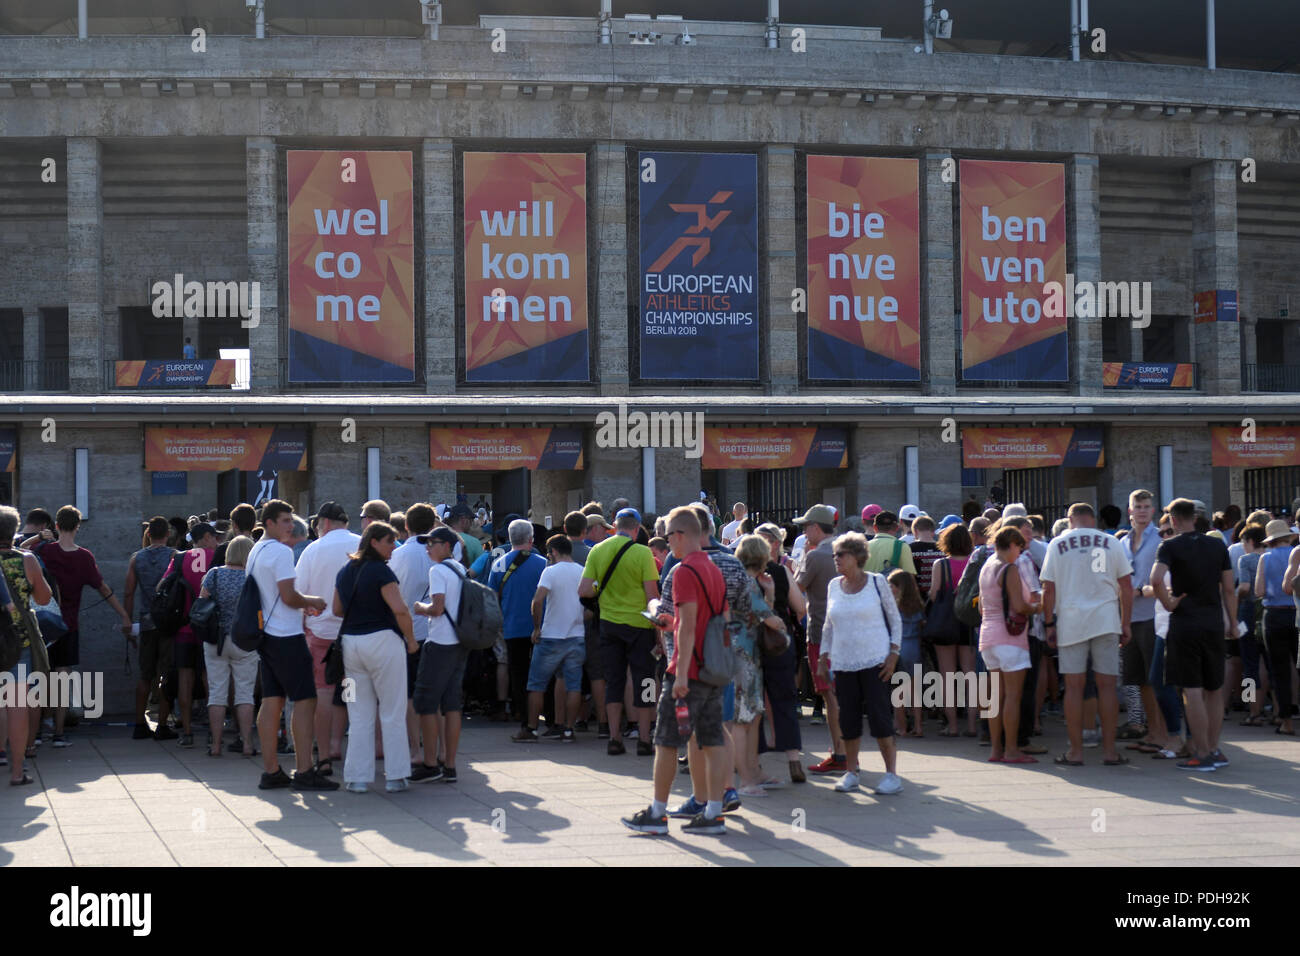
899, 504, 922, 522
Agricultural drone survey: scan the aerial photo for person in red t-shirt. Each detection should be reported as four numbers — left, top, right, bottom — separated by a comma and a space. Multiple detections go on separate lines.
623, 506, 729, 836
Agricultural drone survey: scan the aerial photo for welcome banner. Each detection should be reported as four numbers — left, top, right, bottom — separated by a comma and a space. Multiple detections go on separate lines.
287, 150, 415, 383
1103, 362, 1195, 389
962, 427, 1104, 469
145, 427, 308, 472
960, 160, 1067, 381
702, 427, 848, 470
639, 151, 759, 380
115, 360, 236, 389
806, 155, 921, 381
430, 427, 584, 471
463, 152, 589, 382
1211, 426, 1300, 467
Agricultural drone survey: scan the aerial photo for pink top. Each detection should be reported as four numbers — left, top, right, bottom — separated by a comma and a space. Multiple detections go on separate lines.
940, 556, 969, 591
978, 556, 1031, 651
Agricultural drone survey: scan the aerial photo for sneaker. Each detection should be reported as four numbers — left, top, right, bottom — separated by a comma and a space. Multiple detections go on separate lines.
291, 768, 341, 791
386, 778, 409, 793
808, 754, 846, 774
410, 763, 444, 783
51, 735, 72, 749
574, 720, 589, 733
722, 787, 741, 812
681, 812, 725, 835
1208, 750, 1230, 768
540, 726, 565, 741
258, 768, 291, 790
512, 727, 539, 743
874, 773, 904, 795
620, 806, 669, 835
668, 795, 707, 819
607, 739, 626, 756
622, 727, 639, 740
737, 784, 768, 798
132, 724, 152, 740
178, 734, 194, 749
636, 740, 654, 757
344, 782, 368, 793
833, 771, 861, 792
597, 723, 611, 739
1176, 756, 1217, 773
561, 728, 576, 743
439, 765, 457, 784
154, 726, 178, 741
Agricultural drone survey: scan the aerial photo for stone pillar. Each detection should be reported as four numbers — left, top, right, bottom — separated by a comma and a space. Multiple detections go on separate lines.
424, 139, 455, 392
66, 137, 102, 393
246, 136, 279, 390
21, 306, 42, 380
1067, 154, 1103, 396
922, 149, 956, 395
764, 144, 798, 392
1128, 326, 1144, 364
1191, 159, 1240, 395
1240, 315, 1257, 385
594, 142, 629, 394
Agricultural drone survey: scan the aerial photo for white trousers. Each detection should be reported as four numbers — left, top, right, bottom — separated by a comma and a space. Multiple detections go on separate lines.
341, 630, 411, 783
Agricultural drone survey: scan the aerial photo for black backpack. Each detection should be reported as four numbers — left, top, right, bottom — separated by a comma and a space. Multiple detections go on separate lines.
231, 548, 279, 652
150, 560, 194, 636
445, 561, 504, 651
954, 545, 992, 628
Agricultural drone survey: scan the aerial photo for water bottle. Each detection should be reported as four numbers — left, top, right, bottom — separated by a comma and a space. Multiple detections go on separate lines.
675, 700, 691, 738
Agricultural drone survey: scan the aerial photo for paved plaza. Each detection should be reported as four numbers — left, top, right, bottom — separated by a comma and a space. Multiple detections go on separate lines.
3, 712, 1298, 867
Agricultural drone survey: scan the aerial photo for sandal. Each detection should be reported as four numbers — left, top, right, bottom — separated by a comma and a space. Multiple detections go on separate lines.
23, 746, 36, 760
1054, 753, 1084, 766
1151, 748, 1179, 759
10, 773, 33, 786
315, 758, 334, 776
1275, 726, 1296, 736
1117, 725, 1146, 740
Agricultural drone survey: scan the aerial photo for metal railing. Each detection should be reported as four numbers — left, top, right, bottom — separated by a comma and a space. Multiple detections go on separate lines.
1242, 364, 1300, 393
0, 359, 70, 392
103, 359, 250, 391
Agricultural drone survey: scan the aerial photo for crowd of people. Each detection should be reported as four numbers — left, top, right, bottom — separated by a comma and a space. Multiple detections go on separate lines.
1, 488, 1296, 838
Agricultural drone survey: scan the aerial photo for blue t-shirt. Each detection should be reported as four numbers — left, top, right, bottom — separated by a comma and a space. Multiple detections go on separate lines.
335, 560, 400, 636
487, 548, 547, 639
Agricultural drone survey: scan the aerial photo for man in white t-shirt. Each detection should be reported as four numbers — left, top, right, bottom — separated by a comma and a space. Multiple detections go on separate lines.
294, 500, 361, 774
514, 535, 587, 743
720, 502, 747, 547
1039, 502, 1134, 767
247, 499, 333, 791
412, 528, 469, 783
388, 502, 438, 764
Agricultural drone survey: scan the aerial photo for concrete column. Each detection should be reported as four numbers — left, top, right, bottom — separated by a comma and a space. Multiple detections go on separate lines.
1191, 159, 1240, 395
1067, 154, 1103, 396
922, 149, 956, 395
594, 142, 629, 394
21, 306, 42, 371
764, 144, 797, 391
1128, 325, 1144, 364
1241, 315, 1258, 380
246, 136, 279, 390
424, 139, 455, 392
585, 443, 640, 512
66, 137, 102, 393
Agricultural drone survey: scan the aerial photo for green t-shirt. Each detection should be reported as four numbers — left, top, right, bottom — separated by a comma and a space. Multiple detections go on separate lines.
580, 534, 658, 629
458, 531, 484, 568
865, 534, 916, 576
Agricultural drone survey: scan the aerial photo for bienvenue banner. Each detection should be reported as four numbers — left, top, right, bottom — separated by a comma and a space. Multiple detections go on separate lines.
429, 428, 584, 471
145, 427, 308, 472
115, 360, 236, 389
962, 427, 1104, 469
960, 160, 1067, 381
806, 155, 921, 381
702, 427, 848, 470
463, 152, 589, 382
1211, 426, 1300, 467
638, 151, 759, 380
287, 150, 416, 383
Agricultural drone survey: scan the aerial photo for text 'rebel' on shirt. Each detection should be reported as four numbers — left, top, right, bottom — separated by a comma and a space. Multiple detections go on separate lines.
246, 538, 303, 638
1154, 532, 1230, 625
1039, 529, 1133, 647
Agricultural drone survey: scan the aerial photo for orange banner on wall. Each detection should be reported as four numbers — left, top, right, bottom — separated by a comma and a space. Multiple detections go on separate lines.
962, 427, 1104, 469
430, 428, 584, 471
1211, 426, 1300, 467
806, 155, 920, 381
702, 427, 848, 470
145, 427, 308, 472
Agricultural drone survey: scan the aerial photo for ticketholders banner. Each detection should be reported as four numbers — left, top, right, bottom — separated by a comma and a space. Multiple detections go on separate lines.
115, 360, 236, 389
463, 152, 589, 382
430, 428, 584, 470
287, 150, 416, 383
806, 155, 920, 381
962, 427, 1104, 469
1211, 426, 1300, 467
145, 427, 308, 472
638, 151, 759, 380
0, 428, 14, 473
1103, 363, 1195, 389
960, 160, 1067, 381
702, 427, 848, 470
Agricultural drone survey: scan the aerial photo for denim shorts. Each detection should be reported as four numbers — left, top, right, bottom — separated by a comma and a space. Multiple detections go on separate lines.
526, 636, 585, 692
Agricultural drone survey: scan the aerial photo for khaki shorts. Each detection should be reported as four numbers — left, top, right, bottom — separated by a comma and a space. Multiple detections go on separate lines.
1058, 633, 1120, 676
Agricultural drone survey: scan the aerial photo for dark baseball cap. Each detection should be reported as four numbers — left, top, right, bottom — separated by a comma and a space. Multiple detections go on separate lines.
449, 504, 474, 520
189, 522, 217, 542
417, 527, 460, 547
312, 501, 348, 523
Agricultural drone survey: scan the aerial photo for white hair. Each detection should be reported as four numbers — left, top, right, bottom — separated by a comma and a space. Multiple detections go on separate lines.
508, 518, 533, 547
290, 515, 309, 540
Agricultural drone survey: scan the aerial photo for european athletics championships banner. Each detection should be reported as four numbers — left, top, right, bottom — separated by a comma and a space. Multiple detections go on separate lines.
639, 151, 758, 380
960, 160, 1067, 382
463, 153, 589, 382
806, 156, 920, 381
287, 150, 416, 383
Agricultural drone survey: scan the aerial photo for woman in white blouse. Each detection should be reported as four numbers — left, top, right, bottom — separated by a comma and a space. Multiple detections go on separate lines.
815, 532, 905, 795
